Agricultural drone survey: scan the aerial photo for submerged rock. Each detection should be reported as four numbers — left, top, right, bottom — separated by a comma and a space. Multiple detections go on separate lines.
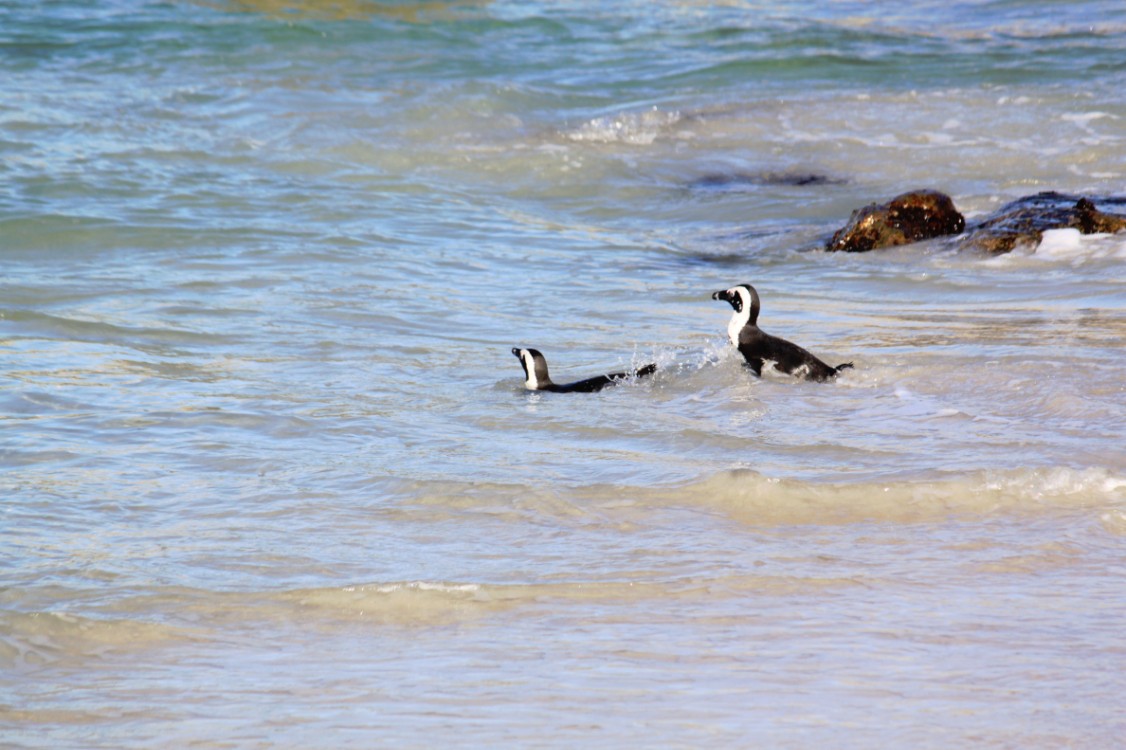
691, 171, 846, 190
956, 192, 1126, 254
826, 190, 965, 252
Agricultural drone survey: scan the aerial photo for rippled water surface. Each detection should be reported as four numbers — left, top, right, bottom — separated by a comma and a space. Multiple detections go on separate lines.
3, 1, 1125, 747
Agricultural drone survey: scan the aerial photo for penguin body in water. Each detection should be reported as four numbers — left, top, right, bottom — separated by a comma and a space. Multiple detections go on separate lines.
712, 284, 852, 382
512, 347, 657, 393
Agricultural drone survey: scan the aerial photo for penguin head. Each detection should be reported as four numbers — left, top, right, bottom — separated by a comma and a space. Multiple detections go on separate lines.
712, 284, 761, 332
711, 284, 757, 313
511, 347, 551, 390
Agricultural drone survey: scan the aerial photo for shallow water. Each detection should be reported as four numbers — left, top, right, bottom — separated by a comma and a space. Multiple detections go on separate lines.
2, 1, 1125, 747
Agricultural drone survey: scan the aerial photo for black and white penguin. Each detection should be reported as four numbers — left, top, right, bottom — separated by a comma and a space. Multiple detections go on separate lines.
711, 284, 853, 382
511, 347, 657, 393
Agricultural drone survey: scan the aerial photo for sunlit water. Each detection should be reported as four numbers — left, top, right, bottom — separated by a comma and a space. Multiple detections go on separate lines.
2, 1, 1125, 747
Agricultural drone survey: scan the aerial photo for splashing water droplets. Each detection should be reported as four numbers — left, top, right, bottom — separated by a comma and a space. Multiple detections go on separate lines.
566, 106, 683, 145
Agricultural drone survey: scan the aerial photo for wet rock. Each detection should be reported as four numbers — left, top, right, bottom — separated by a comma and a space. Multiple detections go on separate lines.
826, 190, 965, 252
957, 192, 1126, 254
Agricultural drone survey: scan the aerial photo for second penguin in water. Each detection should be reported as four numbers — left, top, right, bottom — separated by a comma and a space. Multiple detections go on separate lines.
512, 347, 657, 393
712, 283, 853, 382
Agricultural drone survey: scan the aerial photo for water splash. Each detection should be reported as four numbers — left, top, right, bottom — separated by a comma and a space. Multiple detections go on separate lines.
565, 107, 684, 145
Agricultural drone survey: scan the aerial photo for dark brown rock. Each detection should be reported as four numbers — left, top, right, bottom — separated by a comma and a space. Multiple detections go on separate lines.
957, 192, 1126, 254
826, 190, 965, 252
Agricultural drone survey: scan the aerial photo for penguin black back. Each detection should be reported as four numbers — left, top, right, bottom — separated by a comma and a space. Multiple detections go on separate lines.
711, 284, 852, 382
511, 347, 657, 393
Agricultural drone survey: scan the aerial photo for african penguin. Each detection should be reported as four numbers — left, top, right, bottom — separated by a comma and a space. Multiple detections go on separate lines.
511, 347, 657, 393
711, 283, 853, 382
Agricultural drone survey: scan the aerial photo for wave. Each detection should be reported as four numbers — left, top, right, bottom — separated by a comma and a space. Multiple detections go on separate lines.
1, 572, 869, 668
307, 467, 1126, 551
651, 466, 1126, 526
0, 610, 194, 671
4, 465, 1119, 667
391, 465, 1126, 528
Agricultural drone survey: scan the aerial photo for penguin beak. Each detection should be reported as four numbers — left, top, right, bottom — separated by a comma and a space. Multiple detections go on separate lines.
511, 347, 521, 358
711, 290, 730, 302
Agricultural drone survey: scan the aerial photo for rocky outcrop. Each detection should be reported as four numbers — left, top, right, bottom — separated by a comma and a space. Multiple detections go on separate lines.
826, 190, 1126, 254
956, 192, 1126, 254
826, 190, 965, 252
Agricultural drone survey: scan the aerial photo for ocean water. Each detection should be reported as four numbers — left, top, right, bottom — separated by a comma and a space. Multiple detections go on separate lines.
2, 0, 1125, 747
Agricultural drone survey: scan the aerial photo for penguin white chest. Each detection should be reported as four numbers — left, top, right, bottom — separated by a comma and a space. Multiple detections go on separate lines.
727, 308, 749, 346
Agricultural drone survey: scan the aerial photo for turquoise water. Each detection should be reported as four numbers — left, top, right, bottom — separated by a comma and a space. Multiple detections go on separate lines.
3, 1, 1125, 747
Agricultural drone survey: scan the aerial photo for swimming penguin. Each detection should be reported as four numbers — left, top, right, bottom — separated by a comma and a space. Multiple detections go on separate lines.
511, 347, 657, 393
711, 284, 853, 382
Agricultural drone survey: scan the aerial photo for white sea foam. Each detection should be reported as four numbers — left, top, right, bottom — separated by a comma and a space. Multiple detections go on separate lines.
1035, 227, 1085, 258
1038, 229, 1126, 263
1061, 111, 1116, 133
979, 227, 1126, 267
